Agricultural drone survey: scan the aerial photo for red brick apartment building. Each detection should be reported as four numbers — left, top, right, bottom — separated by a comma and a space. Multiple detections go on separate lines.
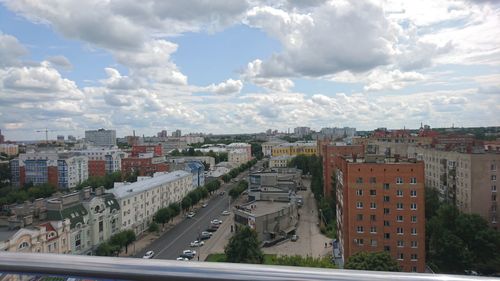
336, 154, 425, 272
318, 140, 364, 197
131, 144, 163, 157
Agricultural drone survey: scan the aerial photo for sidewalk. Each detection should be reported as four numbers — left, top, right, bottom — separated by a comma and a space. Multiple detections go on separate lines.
198, 213, 233, 261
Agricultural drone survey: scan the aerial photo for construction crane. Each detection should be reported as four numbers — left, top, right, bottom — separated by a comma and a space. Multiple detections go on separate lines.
35, 128, 58, 143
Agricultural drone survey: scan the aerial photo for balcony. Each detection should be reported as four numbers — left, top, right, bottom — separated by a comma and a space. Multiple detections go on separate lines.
0, 252, 488, 281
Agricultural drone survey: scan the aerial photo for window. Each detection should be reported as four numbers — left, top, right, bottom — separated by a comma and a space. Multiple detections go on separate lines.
412, 267, 417, 272
369, 189, 376, 196
371, 239, 377, 247
410, 190, 417, 197
411, 254, 418, 261
396, 190, 403, 197
18, 242, 29, 249
99, 220, 104, 233
493, 185, 497, 192
411, 241, 418, 248
383, 196, 390, 202
370, 215, 376, 221
369, 177, 376, 184
396, 203, 403, 210
357, 214, 364, 221
397, 227, 404, 235
411, 215, 417, 223
384, 233, 390, 239
384, 208, 390, 214
492, 194, 497, 201
410, 177, 417, 184
383, 183, 390, 190
492, 164, 497, 171
397, 240, 404, 247
356, 177, 363, 183
356, 202, 364, 209
357, 226, 364, 233
356, 189, 363, 196
411, 228, 417, 235
370, 202, 377, 209
492, 175, 497, 181
396, 177, 403, 184
411, 203, 417, 210
370, 226, 377, 233
384, 246, 390, 251
398, 253, 404, 260
384, 220, 390, 226
396, 215, 403, 222
357, 238, 364, 245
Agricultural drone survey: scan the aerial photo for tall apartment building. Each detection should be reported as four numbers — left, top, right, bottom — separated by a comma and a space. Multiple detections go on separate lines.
410, 147, 499, 230
171, 129, 182, 137
107, 171, 192, 235
335, 155, 425, 272
318, 141, 364, 197
294, 126, 311, 137
85, 129, 116, 146
11, 151, 88, 190
271, 141, 317, 157
0, 129, 5, 143
74, 148, 126, 177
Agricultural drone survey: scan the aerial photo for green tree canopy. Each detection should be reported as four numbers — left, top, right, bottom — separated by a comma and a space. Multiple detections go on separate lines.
154, 208, 172, 226
344, 251, 400, 272
225, 226, 263, 264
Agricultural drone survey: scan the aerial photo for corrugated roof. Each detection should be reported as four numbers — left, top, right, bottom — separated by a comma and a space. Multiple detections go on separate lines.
106, 171, 191, 199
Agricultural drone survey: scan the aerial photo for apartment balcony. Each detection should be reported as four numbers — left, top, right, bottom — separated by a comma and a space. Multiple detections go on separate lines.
0, 252, 491, 281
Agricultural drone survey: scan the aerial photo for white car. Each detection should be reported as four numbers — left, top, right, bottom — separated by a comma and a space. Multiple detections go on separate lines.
211, 219, 222, 225
176, 257, 189, 261
190, 240, 205, 247
183, 249, 197, 255
201, 231, 213, 237
221, 210, 230, 216
202, 203, 208, 208
187, 212, 195, 218
142, 250, 154, 259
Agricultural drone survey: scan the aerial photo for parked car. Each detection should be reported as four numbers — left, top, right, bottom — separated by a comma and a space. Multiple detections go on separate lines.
199, 233, 211, 240
202, 202, 208, 208
221, 210, 230, 216
190, 240, 205, 247
201, 231, 213, 237
206, 226, 218, 232
176, 257, 189, 261
142, 250, 155, 259
187, 212, 196, 218
219, 191, 225, 196
183, 249, 196, 255
291, 235, 298, 242
179, 253, 194, 260
211, 219, 222, 225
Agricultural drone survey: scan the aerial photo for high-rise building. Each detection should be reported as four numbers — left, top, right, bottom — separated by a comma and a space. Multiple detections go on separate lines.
0, 129, 5, 143
157, 130, 168, 138
73, 148, 126, 177
335, 154, 425, 272
171, 129, 182, 137
85, 129, 116, 146
293, 126, 311, 137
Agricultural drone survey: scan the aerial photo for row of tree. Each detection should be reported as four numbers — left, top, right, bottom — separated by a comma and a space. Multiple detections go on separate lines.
229, 180, 248, 199
171, 148, 229, 164
222, 159, 258, 183
0, 183, 57, 207
95, 230, 136, 256
75, 171, 125, 190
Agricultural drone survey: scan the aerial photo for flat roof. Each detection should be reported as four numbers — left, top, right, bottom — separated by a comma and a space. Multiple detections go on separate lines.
0, 227, 18, 242
106, 170, 191, 199
240, 201, 292, 217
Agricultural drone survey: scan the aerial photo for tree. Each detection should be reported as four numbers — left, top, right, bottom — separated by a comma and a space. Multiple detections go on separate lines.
225, 226, 263, 264
149, 222, 159, 233
344, 251, 400, 272
95, 242, 119, 256
425, 186, 440, 220
124, 230, 136, 254
154, 208, 171, 226
181, 197, 192, 210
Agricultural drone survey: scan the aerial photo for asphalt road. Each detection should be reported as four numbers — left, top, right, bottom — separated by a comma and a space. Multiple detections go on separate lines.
135, 161, 263, 260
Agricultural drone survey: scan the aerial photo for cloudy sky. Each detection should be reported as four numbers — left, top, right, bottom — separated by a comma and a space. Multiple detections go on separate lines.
0, 0, 499, 140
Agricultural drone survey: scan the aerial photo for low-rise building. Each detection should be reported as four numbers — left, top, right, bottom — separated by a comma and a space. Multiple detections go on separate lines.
271, 141, 317, 157
228, 149, 250, 165
121, 153, 169, 178
269, 155, 293, 168
167, 156, 215, 170
234, 201, 298, 244
227, 143, 252, 159
107, 171, 192, 235
0, 143, 19, 156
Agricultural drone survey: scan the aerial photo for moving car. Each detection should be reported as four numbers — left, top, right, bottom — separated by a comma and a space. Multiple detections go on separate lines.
221, 210, 230, 216
190, 240, 205, 247
142, 250, 155, 259
187, 212, 195, 218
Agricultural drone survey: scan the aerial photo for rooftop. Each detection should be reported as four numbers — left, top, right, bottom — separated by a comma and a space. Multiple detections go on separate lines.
239, 201, 292, 217
106, 170, 191, 199
344, 155, 419, 165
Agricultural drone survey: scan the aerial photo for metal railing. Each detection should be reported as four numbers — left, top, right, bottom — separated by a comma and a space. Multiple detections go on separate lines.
0, 252, 496, 281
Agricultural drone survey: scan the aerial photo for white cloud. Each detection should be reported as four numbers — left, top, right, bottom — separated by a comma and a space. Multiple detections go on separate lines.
206, 79, 243, 95
0, 32, 28, 67
46, 55, 72, 70
364, 69, 425, 91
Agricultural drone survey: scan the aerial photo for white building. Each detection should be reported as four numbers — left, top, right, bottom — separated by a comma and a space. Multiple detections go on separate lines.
261, 141, 285, 157
107, 171, 192, 235
85, 129, 116, 146
294, 127, 311, 137
269, 155, 293, 168
227, 143, 252, 160
228, 149, 250, 165
0, 143, 18, 156
74, 147, 126, 174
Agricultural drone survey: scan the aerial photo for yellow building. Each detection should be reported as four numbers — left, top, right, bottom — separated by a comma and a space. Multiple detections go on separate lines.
271, 142, 317, 157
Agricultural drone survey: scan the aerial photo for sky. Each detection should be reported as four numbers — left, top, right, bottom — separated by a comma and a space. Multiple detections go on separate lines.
0, 0, 499, 141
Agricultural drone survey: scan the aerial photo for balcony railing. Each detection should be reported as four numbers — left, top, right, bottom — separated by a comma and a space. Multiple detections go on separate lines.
0, 252, 495, 281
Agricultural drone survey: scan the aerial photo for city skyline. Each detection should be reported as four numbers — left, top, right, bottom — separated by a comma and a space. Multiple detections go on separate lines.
1, 0, 499, 141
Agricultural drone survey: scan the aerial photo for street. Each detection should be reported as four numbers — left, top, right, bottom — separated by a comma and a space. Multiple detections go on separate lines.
134, 161, 261, 260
